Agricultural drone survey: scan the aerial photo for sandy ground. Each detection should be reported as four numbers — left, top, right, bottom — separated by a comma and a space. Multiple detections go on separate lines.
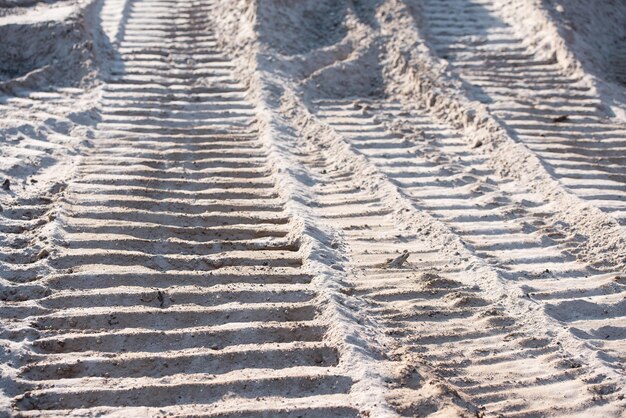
0, 0, 625, 416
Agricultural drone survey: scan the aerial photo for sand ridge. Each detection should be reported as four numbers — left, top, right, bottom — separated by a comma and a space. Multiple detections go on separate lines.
1, 0, 625, 416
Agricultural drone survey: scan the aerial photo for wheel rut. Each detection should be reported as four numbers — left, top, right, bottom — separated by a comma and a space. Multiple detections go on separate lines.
305, 94, 625, 416
418, 0, 626, 227
1, 0, 625, 416
2, 0, 359, 415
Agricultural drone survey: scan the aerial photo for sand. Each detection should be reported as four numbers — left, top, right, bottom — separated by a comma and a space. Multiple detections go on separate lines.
0, 0, 625, 416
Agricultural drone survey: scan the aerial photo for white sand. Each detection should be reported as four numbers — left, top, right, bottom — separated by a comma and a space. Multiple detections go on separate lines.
1, 0, 625, 416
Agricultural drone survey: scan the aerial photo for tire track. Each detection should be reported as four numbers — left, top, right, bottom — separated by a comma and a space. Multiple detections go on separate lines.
418, 0, 626, 226
2, 0, 625, 415
5, 0, 359, 415
310, 96, 625, 416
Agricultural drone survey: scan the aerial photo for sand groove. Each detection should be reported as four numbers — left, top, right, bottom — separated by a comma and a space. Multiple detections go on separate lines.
2, 0, 358, 415
307, 96, 625, 415
2, 0, 626, 415
418, 0, 626, 226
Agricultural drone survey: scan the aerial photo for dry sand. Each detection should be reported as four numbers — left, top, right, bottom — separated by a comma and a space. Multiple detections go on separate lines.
0, 0, 625, 416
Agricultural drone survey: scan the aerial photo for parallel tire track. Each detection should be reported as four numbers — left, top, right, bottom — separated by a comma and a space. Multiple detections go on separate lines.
2, 0, 625, 416
5, 0, 358, 415
419, 0, 626, 226
310, 97, 625, 416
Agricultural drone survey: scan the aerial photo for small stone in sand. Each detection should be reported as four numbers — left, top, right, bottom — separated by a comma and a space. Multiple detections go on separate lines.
384, 250, 410, 268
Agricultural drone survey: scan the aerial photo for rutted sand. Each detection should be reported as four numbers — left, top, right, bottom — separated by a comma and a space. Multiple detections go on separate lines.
1, 0, 625, 416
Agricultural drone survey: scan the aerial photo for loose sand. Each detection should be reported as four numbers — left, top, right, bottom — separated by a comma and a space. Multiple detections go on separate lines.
1, 0, 625, 416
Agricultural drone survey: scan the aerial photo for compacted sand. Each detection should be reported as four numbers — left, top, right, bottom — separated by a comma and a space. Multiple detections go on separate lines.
0, 0, 625, 416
